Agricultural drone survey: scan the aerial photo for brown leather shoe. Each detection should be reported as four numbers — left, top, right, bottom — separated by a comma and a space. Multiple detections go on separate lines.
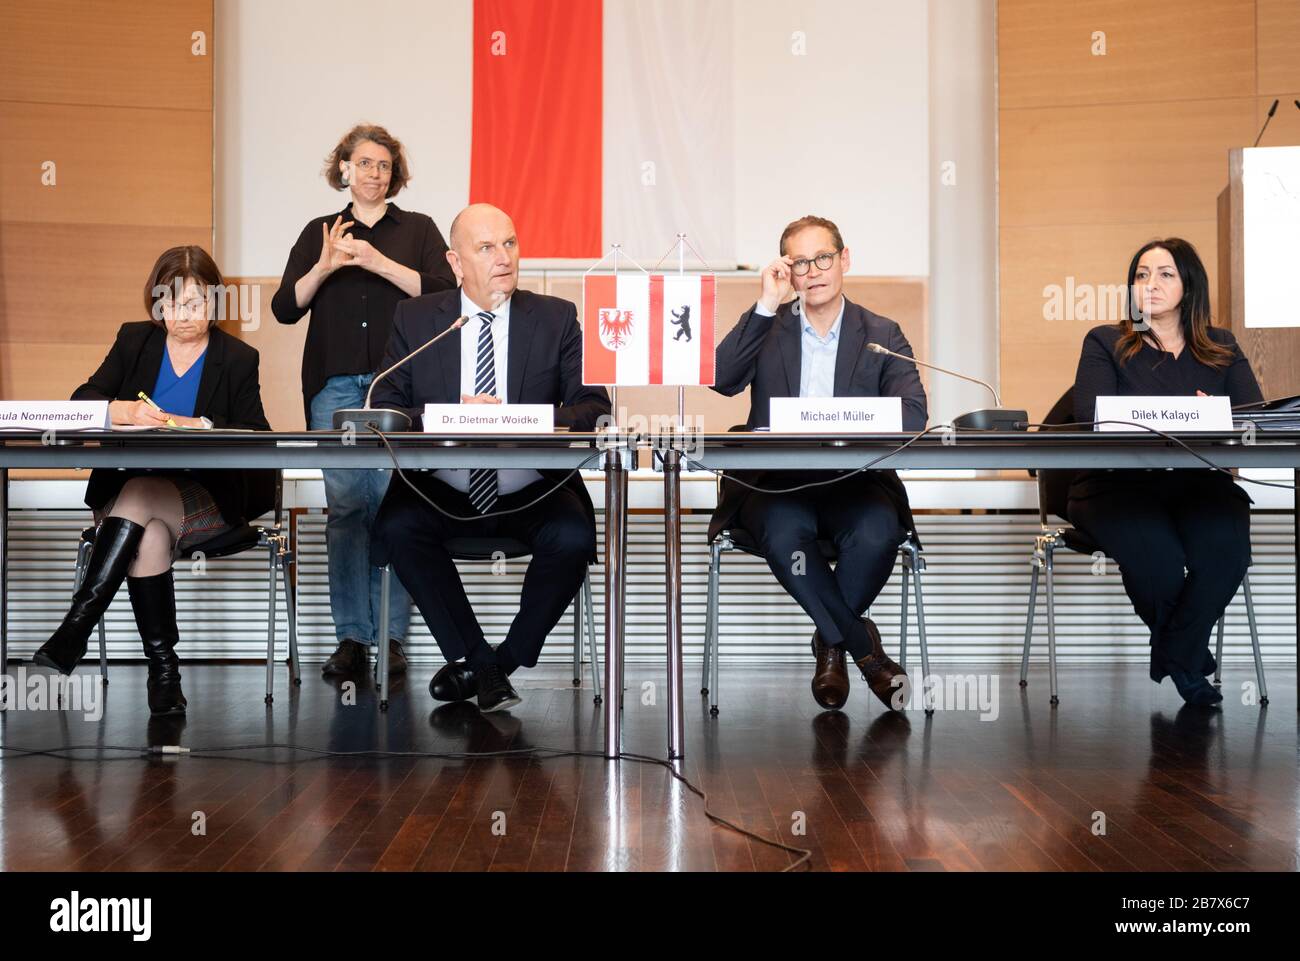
847, 618, 909, 712
386, 639, 407, 675
810, 631, 851, 710
321, 638, 367, 677
854, 617, 908, 711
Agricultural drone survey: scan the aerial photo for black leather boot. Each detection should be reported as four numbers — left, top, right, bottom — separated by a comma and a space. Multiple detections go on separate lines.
32, 517, 146, 674
128, 570, 187, 716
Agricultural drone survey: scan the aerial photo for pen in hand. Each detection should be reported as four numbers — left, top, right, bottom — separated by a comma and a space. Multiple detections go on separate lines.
137, 391, 178, 427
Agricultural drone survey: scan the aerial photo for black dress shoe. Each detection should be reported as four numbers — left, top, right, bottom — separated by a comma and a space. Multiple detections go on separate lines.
1170, 669, 1224, 707
321, 639, 368, 677
476, 663, 521, 713
430, 660, 478, 701
386, 639, 407, 675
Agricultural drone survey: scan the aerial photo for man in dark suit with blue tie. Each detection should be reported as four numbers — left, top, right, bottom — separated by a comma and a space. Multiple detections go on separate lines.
370, 204, 611, 712
711, 215, 927, 712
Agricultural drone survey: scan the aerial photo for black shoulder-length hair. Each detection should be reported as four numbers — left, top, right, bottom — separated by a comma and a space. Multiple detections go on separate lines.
1115, 237, 1234, 368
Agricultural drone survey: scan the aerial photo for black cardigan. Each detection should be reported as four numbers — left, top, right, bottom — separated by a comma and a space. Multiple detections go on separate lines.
72, 322, 276, 525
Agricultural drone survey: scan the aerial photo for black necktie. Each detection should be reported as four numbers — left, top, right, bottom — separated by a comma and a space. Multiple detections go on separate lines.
467, 311, 499, 514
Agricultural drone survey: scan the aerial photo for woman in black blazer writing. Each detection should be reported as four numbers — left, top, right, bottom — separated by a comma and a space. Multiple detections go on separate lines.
1069, 237, 1263, 706
32, 246, 274, 716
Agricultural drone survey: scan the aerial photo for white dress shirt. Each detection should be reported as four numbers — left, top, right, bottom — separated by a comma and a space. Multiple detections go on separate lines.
754, 295, 846, 397
433, 291, 543, 496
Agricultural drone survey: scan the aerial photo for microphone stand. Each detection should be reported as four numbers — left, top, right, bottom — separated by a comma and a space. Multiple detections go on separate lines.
332, 316, 468, 431
866, 342, 1028, 430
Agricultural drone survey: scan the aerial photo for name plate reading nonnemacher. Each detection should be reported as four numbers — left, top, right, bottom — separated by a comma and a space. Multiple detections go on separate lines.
1094, 395, 1233, 432
424, 404, 555, 434
769, 397, 903, 433
0, 401, 110, 431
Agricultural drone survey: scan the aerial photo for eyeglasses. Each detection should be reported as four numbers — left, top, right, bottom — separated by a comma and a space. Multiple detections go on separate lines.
352, 158, 392, 174
790, 250, 840, 275
161, 298, 209, 317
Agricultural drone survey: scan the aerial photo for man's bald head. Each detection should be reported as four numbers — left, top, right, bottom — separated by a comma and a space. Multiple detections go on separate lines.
448, 203, 514, 252
445, 203, 520, 308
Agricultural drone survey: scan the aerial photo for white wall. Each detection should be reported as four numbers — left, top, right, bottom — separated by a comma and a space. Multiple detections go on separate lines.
215, 0, 933, 280
927, 0, 998, 423
214, 0, 474, 277
730, 0, 930, 276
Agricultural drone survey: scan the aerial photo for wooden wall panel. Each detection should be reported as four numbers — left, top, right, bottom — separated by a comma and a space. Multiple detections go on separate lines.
0, 1, 214, 401
0, 103, 211, 228
0, 0, 213, 110
998, 0, 1256, 110
998, 0, 1300, 419
1258, 0, 1300, 94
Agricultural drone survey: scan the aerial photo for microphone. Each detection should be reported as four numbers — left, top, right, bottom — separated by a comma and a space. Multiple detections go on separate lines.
332, 315, 468, 432
1253, 99, 1279, 147
865, 342, 1028, 431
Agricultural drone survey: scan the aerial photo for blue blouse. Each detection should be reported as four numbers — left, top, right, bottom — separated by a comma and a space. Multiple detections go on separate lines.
151, 346, 207, 418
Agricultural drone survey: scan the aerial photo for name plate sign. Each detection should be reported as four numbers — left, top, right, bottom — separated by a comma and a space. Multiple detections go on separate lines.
424, 404, 555, 434
0, 401, 109, 431
1094, 395, 1233, 432
769, 397, 903, 433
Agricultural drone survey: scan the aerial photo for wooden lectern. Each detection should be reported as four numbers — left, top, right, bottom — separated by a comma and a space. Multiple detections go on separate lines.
1218, 145, 1300, 399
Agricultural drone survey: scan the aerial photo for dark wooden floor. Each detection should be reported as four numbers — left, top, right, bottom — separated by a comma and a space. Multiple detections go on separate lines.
0, 659, 1295, 871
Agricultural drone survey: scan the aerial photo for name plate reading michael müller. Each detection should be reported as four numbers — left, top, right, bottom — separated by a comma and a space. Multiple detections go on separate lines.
1094, 395, 1233, 432
0, 401, 110, 431
769, 397, 903, 433
424, 404, 555, 434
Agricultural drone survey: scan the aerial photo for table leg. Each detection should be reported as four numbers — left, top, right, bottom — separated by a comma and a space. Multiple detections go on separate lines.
663, 447, 685, 760
603, 444, 628, 759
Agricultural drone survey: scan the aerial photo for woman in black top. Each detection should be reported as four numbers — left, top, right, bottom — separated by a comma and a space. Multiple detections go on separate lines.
33, 246, 275, 716
1069, 237, 1263, 707
271, 123, 456, 678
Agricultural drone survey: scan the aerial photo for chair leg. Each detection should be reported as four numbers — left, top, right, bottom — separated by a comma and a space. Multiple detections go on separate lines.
1214, 613, 1225, 686
702, 541, 719, 696
910, 546, 932, 716
1020, 557, 1040, 688
377, 565, 391, 710
571, 580, 583, 687
584, 571, 601, 704
279, 548, 300, 686
1044, 543, 1059, 706
898, 556, 910, 675
78, 541, 110, 686
1242, 571, 1268, 704
265, 544, 277, 704
708, 541, 722, 716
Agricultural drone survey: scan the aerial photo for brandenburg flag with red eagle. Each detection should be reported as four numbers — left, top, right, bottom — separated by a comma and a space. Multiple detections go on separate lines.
582, 273, 716, 386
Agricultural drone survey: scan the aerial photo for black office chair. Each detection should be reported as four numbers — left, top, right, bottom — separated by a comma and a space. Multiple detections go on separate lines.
76, 472, 300, 703
1020, 388, 1267, 705
701, 426, 932, 716
374, 538, 601, 711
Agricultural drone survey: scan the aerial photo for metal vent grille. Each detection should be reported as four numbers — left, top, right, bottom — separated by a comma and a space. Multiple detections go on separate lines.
4, 510, 1293, 667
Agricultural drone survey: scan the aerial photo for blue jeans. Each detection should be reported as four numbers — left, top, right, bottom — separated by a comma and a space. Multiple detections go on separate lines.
309, 374, 411, 644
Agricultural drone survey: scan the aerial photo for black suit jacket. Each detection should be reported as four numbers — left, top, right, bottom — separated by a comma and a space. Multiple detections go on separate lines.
708, 297, 928, 543
368, 287, 611, 560
72, 322, 276, 525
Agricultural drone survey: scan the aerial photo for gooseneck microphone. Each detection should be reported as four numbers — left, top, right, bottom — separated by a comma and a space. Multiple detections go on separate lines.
1253, 99, 1280, 148
332, 315, 468, 432
865, 342, 1028, 431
